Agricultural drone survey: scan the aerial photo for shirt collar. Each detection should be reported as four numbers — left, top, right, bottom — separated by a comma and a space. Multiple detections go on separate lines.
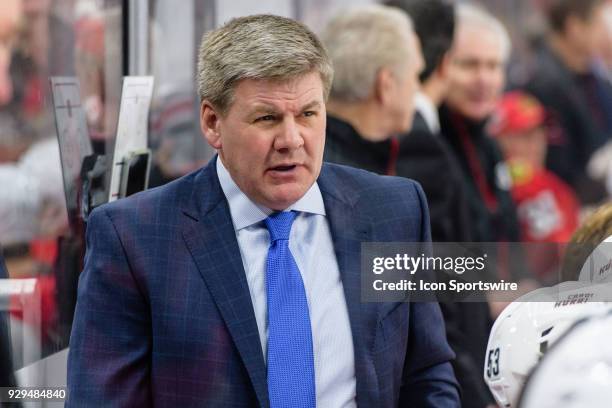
216, 156, 326, 231
414, 92, 440, 134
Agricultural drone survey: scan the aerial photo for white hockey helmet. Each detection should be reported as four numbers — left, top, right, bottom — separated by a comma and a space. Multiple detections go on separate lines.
484, 281, 612, 408
519, 310, 612, 408
577, 235, 612, 284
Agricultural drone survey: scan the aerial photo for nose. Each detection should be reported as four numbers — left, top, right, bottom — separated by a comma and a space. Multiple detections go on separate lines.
475, 65, 491, 85
476, 62, 502, 86
274, 117, 304, 152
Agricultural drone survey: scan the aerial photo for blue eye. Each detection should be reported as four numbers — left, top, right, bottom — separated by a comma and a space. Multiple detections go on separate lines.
303, 111, 316, 117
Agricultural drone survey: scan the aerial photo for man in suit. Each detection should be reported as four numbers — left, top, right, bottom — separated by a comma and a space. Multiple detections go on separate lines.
522, 0, 610, 204
384, 2, 497, 408
322, 5, 424, 175
384, 0, 471, 244
323, 3, 493, 407
67, 14, 460, 407
440, 3, 521, 246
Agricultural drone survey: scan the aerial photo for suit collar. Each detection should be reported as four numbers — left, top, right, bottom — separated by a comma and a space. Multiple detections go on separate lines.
181, 158, 358, 219
316, 163, 360, 207
216, 156, 326, 231
179, 157, 223, 222
414, 92, 440, 134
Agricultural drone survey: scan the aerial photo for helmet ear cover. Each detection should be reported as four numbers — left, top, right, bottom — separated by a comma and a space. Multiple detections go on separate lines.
577, 236, 612, 283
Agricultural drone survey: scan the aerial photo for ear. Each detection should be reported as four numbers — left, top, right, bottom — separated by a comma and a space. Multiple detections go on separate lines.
437, 52, 452, 79
200, 101, 222, 149
375, 67, 395, 106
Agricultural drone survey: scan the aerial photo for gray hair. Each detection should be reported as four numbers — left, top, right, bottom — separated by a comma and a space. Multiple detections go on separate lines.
196, 14, 334, 115
321, 5, 415, 102
456, 3, 512, 61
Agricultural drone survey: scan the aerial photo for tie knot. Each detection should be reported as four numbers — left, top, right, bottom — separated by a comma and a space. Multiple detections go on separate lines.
265, 211, 297, 242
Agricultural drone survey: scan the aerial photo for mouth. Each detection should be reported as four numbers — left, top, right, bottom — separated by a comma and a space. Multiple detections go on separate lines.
269, 164, 298, 172
468, 91, 493, 103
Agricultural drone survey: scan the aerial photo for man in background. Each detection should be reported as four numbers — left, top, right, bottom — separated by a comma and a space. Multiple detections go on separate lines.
489, 91, 579, 250
384, 0, 472, 244
439, 7, 528, 407
441, 3, 521, 246
524, 0, 611, 203
322, 5, 424, 173
386, 2, 504, 407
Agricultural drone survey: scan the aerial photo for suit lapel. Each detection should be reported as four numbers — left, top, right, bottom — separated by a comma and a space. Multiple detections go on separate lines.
180, 160, 269, 408
318, 165, 382, 407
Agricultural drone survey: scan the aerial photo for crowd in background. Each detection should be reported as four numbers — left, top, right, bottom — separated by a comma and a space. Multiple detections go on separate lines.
0, 0, 611, 406
319, 1, 611, 406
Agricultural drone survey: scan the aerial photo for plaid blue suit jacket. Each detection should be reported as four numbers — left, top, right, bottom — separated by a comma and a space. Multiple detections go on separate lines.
66, 158, 460, 407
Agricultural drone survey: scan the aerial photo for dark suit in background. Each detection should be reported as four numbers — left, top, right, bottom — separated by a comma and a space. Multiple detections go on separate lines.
438, 104, 521, 244
399, 112, 496, 408
397, 112, 471, 243
522, 44, 609, 204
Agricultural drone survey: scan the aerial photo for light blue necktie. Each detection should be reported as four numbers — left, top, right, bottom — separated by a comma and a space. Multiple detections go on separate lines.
265, 211, 316, 408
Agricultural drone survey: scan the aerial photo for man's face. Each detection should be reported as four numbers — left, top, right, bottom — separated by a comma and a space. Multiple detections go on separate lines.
446, 24, 506, 121
573, 4, 609, 60
202, 71, 326, 211
599, 5, 612, 69
498, 127, 547, 169
389, 31, 424, 133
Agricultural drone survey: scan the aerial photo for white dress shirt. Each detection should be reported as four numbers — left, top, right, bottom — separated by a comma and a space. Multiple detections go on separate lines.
414, 91, 441, 134
216, 158, 357, 408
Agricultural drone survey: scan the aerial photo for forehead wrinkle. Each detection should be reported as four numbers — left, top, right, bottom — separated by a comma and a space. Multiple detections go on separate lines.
456, 25, 504, 56
454, 40, 504, 62
248, 86, 322, 114
250, 99, 322, 113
